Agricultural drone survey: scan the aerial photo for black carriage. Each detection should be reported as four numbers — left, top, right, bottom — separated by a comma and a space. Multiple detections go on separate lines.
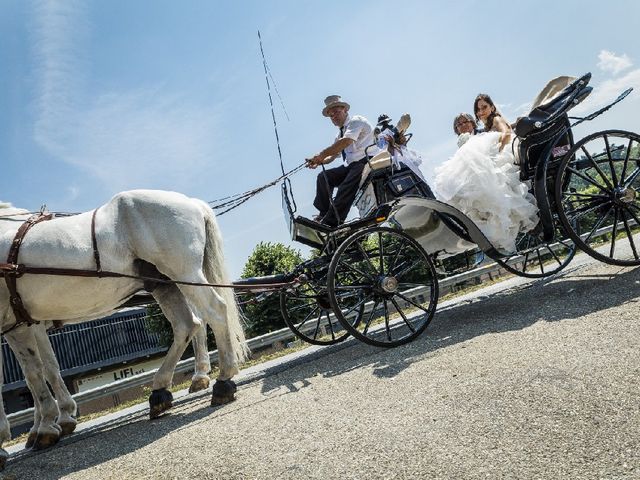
267, 73, 639, 348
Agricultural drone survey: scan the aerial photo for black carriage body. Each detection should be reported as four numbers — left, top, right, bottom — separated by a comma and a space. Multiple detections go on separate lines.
354, 163, 435, 218
276, 71, 638, 348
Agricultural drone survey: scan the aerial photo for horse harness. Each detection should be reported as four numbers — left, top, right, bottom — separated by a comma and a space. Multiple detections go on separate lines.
0, 210, 303, 334
0, 211, 103, 333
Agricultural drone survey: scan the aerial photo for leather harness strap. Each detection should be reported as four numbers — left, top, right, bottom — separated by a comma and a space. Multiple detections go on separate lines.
91, 208, 102, 275
4, 212, 53, 330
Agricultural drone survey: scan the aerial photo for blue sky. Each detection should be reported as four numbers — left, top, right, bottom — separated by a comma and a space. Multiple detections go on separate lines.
1, 0, 639, 277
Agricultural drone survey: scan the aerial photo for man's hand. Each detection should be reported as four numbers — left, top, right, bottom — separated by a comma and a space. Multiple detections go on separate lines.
306, 154, 323, 169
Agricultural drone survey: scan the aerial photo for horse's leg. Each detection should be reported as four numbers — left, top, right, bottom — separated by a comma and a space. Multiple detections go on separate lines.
148, 284, 199, 419
33, 324, 77, 436
176, 281, 241, 406
188, 324, 211, 393
5, 327, 61, 450
0, 335, 11, 470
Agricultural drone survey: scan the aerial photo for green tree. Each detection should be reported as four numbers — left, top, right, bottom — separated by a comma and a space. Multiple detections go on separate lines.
240, 242, 304, 337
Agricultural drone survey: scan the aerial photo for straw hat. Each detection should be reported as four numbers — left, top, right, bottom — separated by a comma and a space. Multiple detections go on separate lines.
322, 95, 350, 117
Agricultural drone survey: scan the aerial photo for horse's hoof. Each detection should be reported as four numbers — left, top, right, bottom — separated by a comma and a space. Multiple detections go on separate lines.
25, 431, 37, 449
32, 432, 60, 451
59, 418, 77, 436
210, 380, 237, 406
189, 376, 210, 393
149, 388, 173, 419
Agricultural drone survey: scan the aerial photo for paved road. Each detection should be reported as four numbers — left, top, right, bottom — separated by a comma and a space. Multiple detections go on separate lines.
5, 252, 640, 479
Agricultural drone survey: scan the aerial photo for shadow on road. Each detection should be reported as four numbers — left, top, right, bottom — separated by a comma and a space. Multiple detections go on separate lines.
7, 263, 639, 478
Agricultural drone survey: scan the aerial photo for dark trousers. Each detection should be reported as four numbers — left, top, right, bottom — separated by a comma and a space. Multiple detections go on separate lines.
313, 158, 367, 226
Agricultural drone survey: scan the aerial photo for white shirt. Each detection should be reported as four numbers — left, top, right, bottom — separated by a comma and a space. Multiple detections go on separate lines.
335, 115, 378, 164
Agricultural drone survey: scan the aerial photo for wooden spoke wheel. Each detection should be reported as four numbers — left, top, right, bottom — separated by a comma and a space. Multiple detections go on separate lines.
555, 130, 640, 266
494, 219, 576, 278
327, 226, 438, 348
280, 272, 362, 346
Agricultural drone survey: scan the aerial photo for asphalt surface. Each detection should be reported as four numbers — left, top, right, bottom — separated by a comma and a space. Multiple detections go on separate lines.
4, 251, 640, 480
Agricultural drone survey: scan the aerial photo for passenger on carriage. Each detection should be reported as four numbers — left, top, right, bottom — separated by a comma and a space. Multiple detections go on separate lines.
453, 112, 479, 147
374, 113, 429, 183
306, 95, 380, 227
434, 94, 539, 254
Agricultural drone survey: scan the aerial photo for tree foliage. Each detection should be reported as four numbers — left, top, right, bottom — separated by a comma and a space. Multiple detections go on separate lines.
240, 242, 304, 337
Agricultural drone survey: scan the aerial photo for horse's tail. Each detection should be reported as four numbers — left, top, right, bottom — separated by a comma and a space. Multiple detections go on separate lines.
198, 201, 250, 364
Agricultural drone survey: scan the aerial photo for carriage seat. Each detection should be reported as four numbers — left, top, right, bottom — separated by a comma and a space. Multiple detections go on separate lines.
359, 151, 392, 188
515, 72, 592, 138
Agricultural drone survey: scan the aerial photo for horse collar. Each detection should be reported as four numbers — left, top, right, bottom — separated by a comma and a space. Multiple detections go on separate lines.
3, 212, 54, 333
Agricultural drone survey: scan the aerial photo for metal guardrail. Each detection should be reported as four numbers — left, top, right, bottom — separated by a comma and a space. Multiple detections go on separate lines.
7, 222, 629, 427
3, 256, 523, 428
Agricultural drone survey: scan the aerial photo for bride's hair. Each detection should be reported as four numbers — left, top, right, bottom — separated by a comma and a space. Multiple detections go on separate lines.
474, 93, 502, 131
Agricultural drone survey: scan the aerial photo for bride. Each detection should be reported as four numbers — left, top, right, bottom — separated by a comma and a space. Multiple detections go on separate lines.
434, 94, 539, 253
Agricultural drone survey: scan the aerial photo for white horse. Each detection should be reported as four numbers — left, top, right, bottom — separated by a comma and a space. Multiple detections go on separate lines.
0, 190, 248, 460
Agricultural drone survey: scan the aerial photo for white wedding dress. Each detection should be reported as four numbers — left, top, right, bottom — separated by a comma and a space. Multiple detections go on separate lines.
434, 131, 539, 253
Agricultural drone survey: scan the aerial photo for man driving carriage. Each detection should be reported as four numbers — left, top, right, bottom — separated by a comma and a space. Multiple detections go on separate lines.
306, 95, 379, 227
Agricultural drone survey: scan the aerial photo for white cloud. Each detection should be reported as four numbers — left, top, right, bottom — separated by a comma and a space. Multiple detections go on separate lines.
30, 1, 224, 194
597, 50, 633, 75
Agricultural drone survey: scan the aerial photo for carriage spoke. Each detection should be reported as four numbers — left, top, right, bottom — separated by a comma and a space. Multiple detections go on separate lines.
355, 242, 379, 276
324, 311, 336, 340
609, 208, 620, 258
546, 245, 562, 266
390, 297, 416, 333
295, 305, 320, 330
566, 167, 611, 194
557, 238, 573, 249
603, 134, 619, 187
393, 258, 420, 280
567, 200, 613, 220
312, 310, 324, 339
565, 192, 610, 200
289, 300, 318, 313
383, 299, 392, 341
395, 292, 432, 315
341, 296, 367, 319
521, 252, 530, 272
621, 203, 640, 227
339, 258, 376, 282
582, 145, 614, 189
583, 205, 614, 243
620, 138, 634, 185
362, 300, 380, 336
333, 284, 372, 290
378, 232, 384, 275
623, 167, 640, 189
388, 246, 403, 275
536, 249, 544, 274
621, 214, 640, 260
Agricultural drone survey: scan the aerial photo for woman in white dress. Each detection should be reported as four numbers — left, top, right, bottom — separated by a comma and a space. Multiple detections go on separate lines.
434, 95, 539, 253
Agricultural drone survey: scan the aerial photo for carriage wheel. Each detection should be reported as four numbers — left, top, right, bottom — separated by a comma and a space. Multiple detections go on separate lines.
555, 129, 640, 266
327, 226, 438, 348
280, 273, 361, 346
493, 219, 576, 278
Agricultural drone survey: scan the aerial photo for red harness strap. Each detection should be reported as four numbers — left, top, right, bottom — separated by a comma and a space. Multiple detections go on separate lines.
4, 212, 53, 329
